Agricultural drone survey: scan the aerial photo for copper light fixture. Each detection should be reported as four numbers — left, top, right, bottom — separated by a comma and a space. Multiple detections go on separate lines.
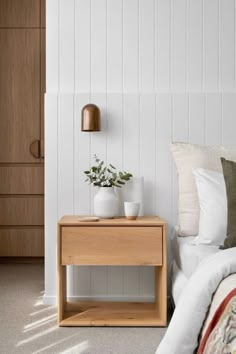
81, 104, 101, 132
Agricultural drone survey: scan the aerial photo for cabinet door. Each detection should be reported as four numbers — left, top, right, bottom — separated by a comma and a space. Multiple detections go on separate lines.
0, 29, 40, 163
0, 0, 45, 258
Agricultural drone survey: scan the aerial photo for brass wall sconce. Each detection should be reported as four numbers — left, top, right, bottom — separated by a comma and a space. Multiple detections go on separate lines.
81, 104, 101, 132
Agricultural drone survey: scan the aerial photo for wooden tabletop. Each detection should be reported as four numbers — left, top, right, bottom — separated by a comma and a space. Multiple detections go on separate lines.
58, 215, 166, 226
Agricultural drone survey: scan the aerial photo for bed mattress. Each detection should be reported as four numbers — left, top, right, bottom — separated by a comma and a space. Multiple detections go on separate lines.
171, 229, 221, 278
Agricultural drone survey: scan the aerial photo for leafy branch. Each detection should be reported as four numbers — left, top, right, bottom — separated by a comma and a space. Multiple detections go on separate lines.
84, 155, 133, 187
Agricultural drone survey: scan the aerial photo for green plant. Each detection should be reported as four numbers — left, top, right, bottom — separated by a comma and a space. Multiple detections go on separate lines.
84, 155, 133, 188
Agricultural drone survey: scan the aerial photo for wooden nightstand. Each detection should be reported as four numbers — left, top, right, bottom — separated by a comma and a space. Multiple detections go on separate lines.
57, 216, 167, 327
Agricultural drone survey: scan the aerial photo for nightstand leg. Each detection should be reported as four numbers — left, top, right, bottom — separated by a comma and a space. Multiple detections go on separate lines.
155, 266, 167, 325
58, 265, 67, 324
57, 225, 67, 324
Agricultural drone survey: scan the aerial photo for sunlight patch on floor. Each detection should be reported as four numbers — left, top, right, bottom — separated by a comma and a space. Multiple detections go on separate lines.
32, 333, 82, 354
30, 305, 56, 317
23, 314, 57, 332
16, 325, 58, 347
59, 341, 90, 354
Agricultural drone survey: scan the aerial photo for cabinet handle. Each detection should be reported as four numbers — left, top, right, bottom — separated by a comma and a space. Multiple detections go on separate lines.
30, 140, 40, 159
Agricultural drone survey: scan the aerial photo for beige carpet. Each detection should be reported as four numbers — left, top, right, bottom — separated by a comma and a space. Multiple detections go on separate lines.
0, 264, 167, 354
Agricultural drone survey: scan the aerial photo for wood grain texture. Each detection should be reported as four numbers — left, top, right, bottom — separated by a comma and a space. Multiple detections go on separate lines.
61, 226, 162, 266
0, 227, 44, 256
0, 197, 44, 225
40, 28, 45, 159
57, 225, 66, 323
60, 301, 165, 327
155, 223, 167, 325
0, 0, 40, 28
59, 216, 164, 226
57, 217, 166, 326
0, 165, 44, 194
46, 0, 59, 91
40, 0, 45, 28
0, 29, 40, 163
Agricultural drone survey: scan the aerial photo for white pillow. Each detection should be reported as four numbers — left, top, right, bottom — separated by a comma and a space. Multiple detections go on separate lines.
192, 168, 227, 246
170, 143, 236, 236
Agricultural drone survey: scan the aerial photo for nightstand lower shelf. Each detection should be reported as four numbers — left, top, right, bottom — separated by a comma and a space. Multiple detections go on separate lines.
60, 301, 166, 327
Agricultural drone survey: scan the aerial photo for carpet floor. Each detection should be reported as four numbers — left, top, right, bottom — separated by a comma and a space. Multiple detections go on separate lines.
0, 264, 167, 354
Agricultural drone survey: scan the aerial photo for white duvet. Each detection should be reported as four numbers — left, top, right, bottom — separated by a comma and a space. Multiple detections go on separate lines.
156, 247, 236, 354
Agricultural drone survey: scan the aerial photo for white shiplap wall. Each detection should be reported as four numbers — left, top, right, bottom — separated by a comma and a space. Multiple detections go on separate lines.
45, 0, 236, 303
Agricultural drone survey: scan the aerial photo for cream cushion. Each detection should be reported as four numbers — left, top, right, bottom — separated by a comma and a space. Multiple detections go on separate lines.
170, 143, 236, 236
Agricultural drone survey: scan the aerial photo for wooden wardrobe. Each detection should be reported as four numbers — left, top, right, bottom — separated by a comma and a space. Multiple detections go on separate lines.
0, 0, 45, 259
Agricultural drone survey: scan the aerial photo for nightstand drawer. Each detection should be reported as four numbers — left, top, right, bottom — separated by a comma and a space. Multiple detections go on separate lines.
61, 226, 163, 266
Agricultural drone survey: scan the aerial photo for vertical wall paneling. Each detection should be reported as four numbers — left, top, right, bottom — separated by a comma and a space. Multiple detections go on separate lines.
58, 0, 75, 92
91, 266, 107, 297
58, 94, 74, 296
156, 94, 172, 222
107, 0, 123, 92
171, 0, 187, 90
91, 0, 107, 92
45, 94, 58, 296
203, 0, 219, 90
123, 0, 139, 92
90, 93, 107, 214
139, 0, 155, 92
58, 94, 74, 218
45, 0, 236, 304
156, 94, 173, 280
188, 0, 203, 90
139, 93, 156, 296
106, 93, 123, 296
123, 266, 140, 297
74, 93, 91, 215
205, 93, 222, 144
123, 94, 140, 176
172, 94, 189, 142
219, 0, 235, 91
123, 94, 140, 296
222, 93, 236, 144
90, 93, 107, 164
155, 0, 171, 90
172, 93, 189, 227
140, 94, 156, 214
106, 94, 123, 170
189, 93, 205, 144
90, 93, 107, 296
107, 266, 123, 297
75, 0, 91, 92
140, 267, 155, 298
46, 0, 58, 91
73, 94, 91, 296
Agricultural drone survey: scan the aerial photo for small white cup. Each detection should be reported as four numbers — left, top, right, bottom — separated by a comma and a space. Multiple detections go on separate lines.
124, 202, 140, 220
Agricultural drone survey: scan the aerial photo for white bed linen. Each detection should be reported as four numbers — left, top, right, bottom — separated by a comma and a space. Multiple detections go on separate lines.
171, 261, 188, 305
171, 230, 220, 278
156, 247, 236, 354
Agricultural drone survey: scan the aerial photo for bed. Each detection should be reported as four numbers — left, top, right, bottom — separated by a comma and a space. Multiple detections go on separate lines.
171, 229, 221, 305
156, 143, 236, 354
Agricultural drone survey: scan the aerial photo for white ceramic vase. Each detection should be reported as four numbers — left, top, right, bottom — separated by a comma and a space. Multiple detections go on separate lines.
94, 187, 119, 218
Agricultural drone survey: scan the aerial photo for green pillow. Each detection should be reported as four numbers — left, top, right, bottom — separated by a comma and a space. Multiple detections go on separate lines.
221, 158, 236, 248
